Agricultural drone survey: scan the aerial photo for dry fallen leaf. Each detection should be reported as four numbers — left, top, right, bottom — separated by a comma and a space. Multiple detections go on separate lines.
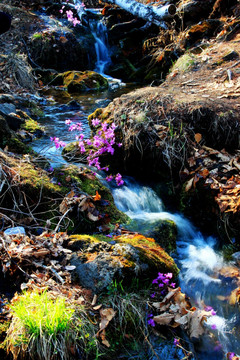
195, 133, 202, 143
185, 177, 194, 192
100, 329, 110, 347
99, 308, 116, 332
153, 313, 175, 325
188, 309, 211, 339
87, 212, 99, 222
93, 191, 101, 201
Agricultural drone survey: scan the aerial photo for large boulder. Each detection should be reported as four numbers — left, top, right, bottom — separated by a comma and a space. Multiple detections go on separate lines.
69, 233, 179, 293
29, 28, 96, 71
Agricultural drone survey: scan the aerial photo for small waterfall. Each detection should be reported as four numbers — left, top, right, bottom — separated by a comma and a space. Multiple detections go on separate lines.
73, 0, 111, 74
90, 20, 111, 75
112, 178, 240, 359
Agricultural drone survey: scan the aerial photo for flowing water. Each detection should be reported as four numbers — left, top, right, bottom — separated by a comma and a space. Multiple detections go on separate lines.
31, 7, 239, 359
89, 19, 111, 75
31, 84, 135, 166
33, 96, 240, 359
112, 178, 240, 359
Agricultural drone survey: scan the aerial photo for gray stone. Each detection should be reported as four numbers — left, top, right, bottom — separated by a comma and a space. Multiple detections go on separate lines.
70, 241, 143, 293
0, 103, 16, 115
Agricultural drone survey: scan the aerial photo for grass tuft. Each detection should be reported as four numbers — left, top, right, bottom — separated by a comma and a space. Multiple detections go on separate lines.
6, 290, 99, 360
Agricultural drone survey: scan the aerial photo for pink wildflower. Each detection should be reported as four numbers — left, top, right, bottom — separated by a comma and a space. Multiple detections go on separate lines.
106, 175, 113, 182
92, 118, 100, 127
115, 173, 124, 186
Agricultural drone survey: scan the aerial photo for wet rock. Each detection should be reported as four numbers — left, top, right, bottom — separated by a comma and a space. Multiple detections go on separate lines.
0, 103, 16, 115
4, 113, 24, 131
70, 233, 179, 293
59, 100, 82, 112
148, 219, 178, 252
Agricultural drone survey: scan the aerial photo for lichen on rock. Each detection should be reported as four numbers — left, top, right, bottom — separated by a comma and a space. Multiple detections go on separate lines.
69, 233, 179, 293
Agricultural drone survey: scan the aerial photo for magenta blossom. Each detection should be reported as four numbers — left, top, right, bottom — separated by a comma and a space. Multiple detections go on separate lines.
50, 137, 66, 149
92, 118, 100, 127
106, 175, 114, 182
115, 173, 124, 186
174, 338, 180, 346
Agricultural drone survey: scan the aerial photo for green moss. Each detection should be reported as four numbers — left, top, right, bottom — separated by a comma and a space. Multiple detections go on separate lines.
32, 32, 43, 40
88, 108, 103, 123
3, 136, 32, 154
115, 234, 179, 277
67, 234, 100, 251
53, 71, 108, 93
149, 219, 177, 252
21, 118, 44, 134
171, 53, 195, 73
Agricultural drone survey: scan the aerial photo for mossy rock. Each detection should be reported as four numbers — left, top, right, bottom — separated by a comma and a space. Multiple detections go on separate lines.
148, 219, 178, 252
170, 53, 196, 73
54, 164, 129, 227
0, 115, 31, 154
19, 111, 44, 136
0, 154, 127, 233
52, 71, 108, 93
29, 29, 96, 71
61, 141, 82, 162
115, 234, 179, 277
70, 233, 179, 293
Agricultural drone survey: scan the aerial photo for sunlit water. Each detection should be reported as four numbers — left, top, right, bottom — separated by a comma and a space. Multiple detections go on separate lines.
31, 85, 135, 166
30, 9, 239, 356
112, 178, 240, 359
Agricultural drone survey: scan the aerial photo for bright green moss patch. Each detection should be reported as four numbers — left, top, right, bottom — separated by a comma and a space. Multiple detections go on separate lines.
22, 118, 44, 134
115, 234, 179, 277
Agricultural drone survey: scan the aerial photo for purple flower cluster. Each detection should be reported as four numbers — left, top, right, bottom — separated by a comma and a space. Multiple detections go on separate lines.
147, 313, 155, 327
150, 272, 176, 298
147, 273, 176, 328
59, 0, 85, 27
50, 137, 66, 149
173, 338, 180, 346
52, 118, 124, 186
204, 305, 216, 316
204, 305, 217, 330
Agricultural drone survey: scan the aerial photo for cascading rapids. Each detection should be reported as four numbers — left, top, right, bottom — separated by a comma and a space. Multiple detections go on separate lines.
112, 177, 240, 360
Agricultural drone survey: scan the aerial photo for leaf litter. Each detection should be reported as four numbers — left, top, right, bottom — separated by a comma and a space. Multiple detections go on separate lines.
0, 231, 117, 348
